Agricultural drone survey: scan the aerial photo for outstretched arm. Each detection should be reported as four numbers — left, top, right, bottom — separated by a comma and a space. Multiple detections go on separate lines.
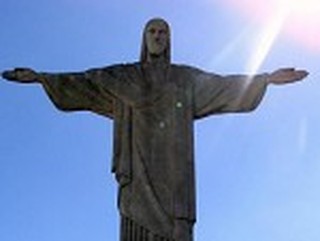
2, 67, 115, 117
193, 69, 269, 119
2, 67, 93, 84
192, 67, 308, 119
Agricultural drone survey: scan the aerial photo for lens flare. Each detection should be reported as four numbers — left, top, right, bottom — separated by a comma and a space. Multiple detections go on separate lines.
247, 6, 289, 75
216, 0, 320, 74
220, 0, 320, 52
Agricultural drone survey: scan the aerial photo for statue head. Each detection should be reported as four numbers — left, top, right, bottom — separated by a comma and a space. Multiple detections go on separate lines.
140, 18, 171, 64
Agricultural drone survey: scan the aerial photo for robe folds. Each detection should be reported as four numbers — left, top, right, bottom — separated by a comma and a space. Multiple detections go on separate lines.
41, 63, 268, 240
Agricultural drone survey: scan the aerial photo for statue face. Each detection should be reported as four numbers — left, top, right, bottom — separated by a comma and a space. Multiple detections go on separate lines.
145, 20, 169, 56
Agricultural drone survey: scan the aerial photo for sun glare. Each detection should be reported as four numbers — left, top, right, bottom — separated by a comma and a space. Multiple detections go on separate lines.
247, 6, 288, 75
231, 0, 319, 74
287, 0, 320, 15
283, 0, 320, 52
220, 0, 320, 74
246, 1, 291, 75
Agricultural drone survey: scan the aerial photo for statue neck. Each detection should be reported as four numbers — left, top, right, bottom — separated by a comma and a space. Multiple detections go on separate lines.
146, 54, 167, 65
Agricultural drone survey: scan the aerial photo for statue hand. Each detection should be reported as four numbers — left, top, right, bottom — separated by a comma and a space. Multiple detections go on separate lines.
2, 68, 39, 83
268, 68, 308, 85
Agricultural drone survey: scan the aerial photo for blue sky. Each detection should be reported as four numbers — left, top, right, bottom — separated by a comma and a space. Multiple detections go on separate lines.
1, 1, 320, 241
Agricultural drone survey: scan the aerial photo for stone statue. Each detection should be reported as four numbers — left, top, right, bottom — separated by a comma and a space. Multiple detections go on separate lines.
2, 18, 308, 241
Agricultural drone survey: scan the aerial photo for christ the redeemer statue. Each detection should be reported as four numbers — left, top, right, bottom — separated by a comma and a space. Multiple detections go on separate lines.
2, 18, 308, 241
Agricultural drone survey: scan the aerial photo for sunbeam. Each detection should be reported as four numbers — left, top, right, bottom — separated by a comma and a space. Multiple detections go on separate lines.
216, 0, 320, 74
246, 6, 289, 75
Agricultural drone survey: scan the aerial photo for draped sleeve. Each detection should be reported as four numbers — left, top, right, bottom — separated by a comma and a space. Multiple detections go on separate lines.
39, 64, 142, 184
191, 67, 269, 119
40, 64, 136, 118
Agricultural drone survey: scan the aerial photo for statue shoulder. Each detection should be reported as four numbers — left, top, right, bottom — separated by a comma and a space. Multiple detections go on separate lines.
171, 64, 209, 80
173, 64, 224, 79
171, 63, 205, 75
101, 62, 139, 71
86, 62, 140, 75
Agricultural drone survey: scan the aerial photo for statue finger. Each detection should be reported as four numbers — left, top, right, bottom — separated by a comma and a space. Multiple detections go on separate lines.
280, 68, 295, 73
2, 70, 17, 80
296, 70, 309, 79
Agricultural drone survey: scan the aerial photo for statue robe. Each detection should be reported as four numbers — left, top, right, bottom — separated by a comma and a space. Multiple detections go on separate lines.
41, 63, 268, 241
